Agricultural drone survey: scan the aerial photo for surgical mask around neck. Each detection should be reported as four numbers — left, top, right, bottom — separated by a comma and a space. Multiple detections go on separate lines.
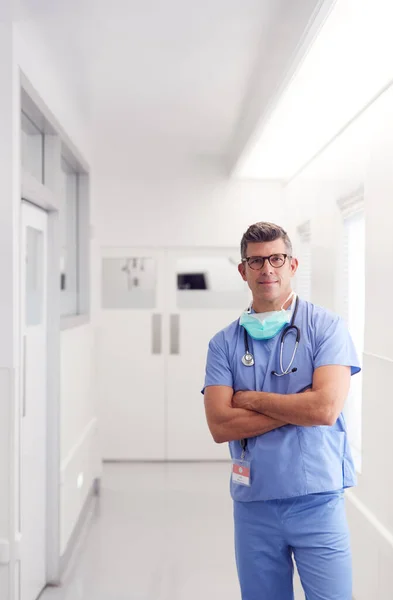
239, 293, 296, 341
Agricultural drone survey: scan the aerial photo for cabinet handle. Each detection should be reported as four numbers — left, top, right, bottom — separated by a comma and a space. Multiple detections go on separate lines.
152, 314, 162, 355
170, 314, 180, 355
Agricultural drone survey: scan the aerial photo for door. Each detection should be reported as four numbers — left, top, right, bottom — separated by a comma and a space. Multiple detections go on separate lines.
20, 201, 48, 600
166, 248, 251, 459
98, 248, 166, 459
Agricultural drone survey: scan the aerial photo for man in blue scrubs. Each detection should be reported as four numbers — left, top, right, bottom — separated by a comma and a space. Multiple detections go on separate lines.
203, 222, 360, 600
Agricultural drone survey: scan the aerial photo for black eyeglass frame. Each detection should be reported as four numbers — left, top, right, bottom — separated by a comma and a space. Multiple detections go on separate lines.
241, 253, 291, 270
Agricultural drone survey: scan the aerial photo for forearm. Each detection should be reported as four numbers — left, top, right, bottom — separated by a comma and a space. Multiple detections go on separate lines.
242, 390, 331, 426
212, 407, 287, 443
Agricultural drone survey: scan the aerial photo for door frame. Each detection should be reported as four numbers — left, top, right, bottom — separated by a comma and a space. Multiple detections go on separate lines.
18, 72, 91, 590
20, 180, 61, 585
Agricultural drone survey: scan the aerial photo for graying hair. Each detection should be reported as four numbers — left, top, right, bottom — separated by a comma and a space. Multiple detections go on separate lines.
240, 222, 293, 259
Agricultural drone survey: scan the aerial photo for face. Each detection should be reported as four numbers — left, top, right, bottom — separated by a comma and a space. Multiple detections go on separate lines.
238, 239, 298, 309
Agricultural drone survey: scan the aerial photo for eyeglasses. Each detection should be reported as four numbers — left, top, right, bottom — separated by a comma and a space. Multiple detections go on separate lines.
242, 254, 290, 270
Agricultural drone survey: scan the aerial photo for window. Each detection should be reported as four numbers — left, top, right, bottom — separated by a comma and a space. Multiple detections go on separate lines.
59, 158, 79, 316
25, 227, 44, 326
340, 194, 365, 472
20, 88, 90, 326
296, 221, 311, 301
175, 255, 249, 309
102, 257, 157, 310
21, 112, 44, 183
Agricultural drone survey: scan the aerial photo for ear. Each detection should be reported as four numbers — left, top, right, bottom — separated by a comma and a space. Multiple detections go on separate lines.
238, 262, 247, 281
290, 257, 299, 277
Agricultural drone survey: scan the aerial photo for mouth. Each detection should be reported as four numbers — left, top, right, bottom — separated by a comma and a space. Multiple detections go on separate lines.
258, 281, 278, 286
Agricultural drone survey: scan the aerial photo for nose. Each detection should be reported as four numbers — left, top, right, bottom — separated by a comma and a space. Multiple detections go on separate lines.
260, 259, 274, 276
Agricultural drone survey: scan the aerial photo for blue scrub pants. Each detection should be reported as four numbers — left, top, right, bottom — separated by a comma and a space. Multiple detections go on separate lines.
234, 490, 352, 600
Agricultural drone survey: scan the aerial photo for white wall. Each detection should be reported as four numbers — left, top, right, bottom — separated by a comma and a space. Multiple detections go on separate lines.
92, 155, 283, 459
94, 158, 283, 248
0, 11, 98, 599
0, 7, 18, 599
13, 13, 99, 563
283, 84, 393, 599
13, 14, 90, 160
60, 325, 100, 555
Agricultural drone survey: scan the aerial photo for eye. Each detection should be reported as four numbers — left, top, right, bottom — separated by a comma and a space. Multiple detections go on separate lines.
249, 257, 264, 268
270, 254, 285, 266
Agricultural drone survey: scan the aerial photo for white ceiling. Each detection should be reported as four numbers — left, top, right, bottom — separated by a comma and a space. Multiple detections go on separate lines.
89, 0, 278, 158
14, 0, 325, 167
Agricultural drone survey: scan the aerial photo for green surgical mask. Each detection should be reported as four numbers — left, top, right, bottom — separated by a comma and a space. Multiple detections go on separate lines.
239, 293, 295, 340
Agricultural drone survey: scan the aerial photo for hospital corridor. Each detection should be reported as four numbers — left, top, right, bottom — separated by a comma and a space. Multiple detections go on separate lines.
40, 463, 307, 600
1, 1, 393, 599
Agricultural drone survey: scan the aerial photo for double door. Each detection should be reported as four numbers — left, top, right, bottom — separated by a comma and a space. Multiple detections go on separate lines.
97, 247, 251, 460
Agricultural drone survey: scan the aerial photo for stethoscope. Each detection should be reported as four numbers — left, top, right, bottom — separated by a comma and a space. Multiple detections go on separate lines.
241, 295, 300, 376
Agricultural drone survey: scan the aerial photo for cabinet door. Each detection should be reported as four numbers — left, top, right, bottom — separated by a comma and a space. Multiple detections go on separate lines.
166, 248, 251, 460
98, 248, 166, 459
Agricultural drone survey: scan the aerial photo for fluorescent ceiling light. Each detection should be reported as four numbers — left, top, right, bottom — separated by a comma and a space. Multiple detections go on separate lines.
235, 0, 393, 181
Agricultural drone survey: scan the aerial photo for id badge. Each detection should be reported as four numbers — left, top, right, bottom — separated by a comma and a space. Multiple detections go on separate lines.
232, 459, 251, 487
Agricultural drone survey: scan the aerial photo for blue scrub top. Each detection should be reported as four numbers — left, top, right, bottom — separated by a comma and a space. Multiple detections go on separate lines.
203, 298, 361, 502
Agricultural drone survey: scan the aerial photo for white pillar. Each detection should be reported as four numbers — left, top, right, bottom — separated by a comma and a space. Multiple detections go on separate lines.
0, 5, 19, 599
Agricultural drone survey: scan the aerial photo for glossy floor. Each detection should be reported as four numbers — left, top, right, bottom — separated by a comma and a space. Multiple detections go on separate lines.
40, 463, 304, 599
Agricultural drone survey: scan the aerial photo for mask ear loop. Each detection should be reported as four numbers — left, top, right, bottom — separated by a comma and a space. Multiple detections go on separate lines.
280, 291, 296, 312
245, 292, 296, 316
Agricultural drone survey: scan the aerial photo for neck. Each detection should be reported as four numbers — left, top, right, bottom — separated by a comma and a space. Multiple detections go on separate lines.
252, 290, 294, 313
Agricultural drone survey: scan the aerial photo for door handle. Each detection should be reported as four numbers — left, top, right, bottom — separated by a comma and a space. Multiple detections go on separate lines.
170, 314, 180, 355
152, 314, 162, 355
22, 335, 27, 418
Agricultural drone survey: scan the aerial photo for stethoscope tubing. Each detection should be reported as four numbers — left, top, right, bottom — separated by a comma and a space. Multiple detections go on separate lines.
242, 296, 300, 376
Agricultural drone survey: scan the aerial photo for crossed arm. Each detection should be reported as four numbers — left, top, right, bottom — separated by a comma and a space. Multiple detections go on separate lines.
204, 365, 351, 444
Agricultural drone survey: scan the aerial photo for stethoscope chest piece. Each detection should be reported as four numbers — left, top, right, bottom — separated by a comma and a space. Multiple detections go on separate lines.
242, 352, 255, 367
